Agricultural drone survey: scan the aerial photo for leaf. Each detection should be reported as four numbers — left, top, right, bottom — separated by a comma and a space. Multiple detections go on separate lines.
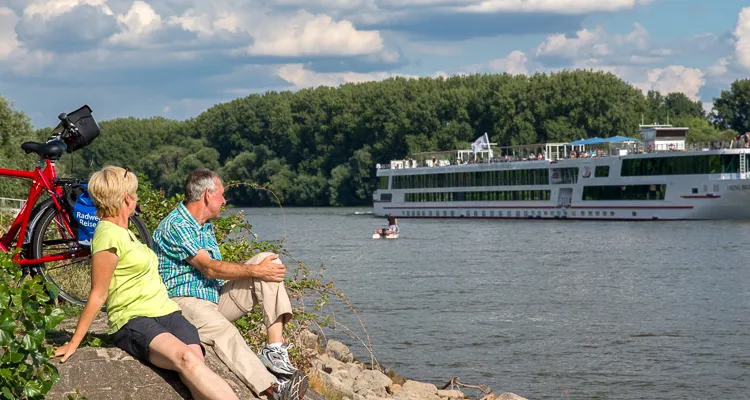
23, 380, 43, 398
1, 387, 13, 400
0, 312, 14, 333
45, 282, 60, 298
0, 330, 12, 347
45, 308, 65, 330
0, 369, 10, 379
0, 285, 9, 309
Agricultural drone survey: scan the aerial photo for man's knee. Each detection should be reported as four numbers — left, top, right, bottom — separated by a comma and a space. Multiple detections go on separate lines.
245, 251, 280, 265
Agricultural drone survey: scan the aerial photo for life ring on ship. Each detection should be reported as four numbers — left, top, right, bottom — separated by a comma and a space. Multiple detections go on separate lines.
668, 143, 675, 151
552, 172, 560, 179
582, 166, 591, 178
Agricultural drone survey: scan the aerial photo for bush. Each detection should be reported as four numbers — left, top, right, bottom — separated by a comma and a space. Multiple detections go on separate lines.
0, 252, 65, 399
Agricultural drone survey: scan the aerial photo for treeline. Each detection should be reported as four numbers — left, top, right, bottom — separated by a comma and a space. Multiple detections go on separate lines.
2, 72, 749, 205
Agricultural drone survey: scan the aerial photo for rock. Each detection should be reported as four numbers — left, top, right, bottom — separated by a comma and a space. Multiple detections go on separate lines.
497, 393, 528, 400
47, 316, 328, 400
437, 389, 465, 399
317, 370, 356, 399
299, 329, 321, 353
326, 339, 355, 363
352, 369, 392, 397
402, 380, 439, 396
48, 346, 255, 399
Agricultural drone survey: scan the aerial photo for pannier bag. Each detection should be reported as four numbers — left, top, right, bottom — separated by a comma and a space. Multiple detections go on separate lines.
61, 105, 101, 152
72, 186, 100, 247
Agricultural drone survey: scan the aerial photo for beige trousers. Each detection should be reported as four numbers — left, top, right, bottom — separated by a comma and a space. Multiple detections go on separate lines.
173, 252, 293, 395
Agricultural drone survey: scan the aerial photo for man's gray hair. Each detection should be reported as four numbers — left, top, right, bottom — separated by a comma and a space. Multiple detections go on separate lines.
184, 168, 221, 203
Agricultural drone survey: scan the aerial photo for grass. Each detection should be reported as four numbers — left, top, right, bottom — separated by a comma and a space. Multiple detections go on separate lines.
308, 372, 344, 400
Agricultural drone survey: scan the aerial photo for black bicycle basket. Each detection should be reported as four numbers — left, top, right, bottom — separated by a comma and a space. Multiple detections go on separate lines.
61, 105, 100, 153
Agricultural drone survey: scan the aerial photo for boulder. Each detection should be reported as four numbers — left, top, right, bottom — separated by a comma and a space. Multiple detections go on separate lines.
437, 389, 465, 399
352, 369, 392, 397
497, 393, 528, 400
326, 339, 355, 363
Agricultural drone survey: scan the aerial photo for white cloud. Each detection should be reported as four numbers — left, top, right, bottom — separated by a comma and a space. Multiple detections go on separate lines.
536, 27, 608, 58
460, 0, 652, 14
0, 8, 20, 60
635, 66, 705, 100
485, 50, 529, 75
22, 0, 112, 20
277, 63, 415, 89
707, 57, 729, 78
536, 23, 649, 61
248, 12, 384, 56
110, 1, 163, 45
735, 7, 750, 70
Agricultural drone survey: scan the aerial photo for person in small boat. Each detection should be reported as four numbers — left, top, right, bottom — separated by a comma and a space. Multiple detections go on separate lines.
376, 228, 394, 237
55, 166, 238, 400
386, 212, 399, 233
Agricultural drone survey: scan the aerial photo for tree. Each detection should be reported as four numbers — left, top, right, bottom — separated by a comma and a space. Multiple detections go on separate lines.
712, 79, 750, 133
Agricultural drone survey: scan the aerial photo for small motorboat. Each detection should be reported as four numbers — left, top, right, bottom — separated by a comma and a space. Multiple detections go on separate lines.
372, 228, 399, 239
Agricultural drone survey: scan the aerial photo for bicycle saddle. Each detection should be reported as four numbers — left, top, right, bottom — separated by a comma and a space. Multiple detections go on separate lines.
21, 140, 67, 160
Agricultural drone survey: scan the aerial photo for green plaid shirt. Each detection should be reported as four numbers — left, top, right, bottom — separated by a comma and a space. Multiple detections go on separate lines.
153, 203, 224, 304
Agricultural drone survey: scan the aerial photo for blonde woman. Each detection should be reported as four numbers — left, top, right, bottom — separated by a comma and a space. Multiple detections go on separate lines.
55, 166, 238, 400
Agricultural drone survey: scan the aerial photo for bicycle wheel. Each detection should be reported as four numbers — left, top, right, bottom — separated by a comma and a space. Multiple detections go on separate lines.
31, 205, 152, 306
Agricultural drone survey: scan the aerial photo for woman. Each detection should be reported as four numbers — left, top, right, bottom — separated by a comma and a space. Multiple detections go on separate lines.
55, 166, 238, 400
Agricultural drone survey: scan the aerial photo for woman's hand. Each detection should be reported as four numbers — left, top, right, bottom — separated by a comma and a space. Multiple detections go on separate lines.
55, 340, 80, 363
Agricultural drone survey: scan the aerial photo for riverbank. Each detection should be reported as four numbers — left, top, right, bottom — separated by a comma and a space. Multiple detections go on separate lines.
47, 313, 528, 400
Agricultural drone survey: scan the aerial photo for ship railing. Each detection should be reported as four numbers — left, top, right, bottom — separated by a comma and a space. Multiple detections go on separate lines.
375, 140, 747, 170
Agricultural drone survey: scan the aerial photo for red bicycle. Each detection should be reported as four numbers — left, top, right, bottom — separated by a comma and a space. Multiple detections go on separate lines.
0, 105, 150, 306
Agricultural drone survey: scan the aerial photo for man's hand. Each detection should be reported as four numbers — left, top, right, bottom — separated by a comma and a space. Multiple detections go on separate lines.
248, 254, 286, 282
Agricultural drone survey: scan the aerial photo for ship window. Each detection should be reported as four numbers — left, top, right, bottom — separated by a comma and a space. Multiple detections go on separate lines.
595, 166, 610, 177
692, 188, 698, 194
572, 211, 576, 216
474, 211, 478, 217
632, 211, 637, 216
713, 184, 719, 192
610, 211, 615, 216
588, 211, 593, 216
378, 176, 389, 189
595, 211, 600, 216
443, 211, 447, 216
380, 193, 392, 201
482, 211, 486, 217
451, 211, 455, 217
490, 211, 494, 217
544, 211, 548, 216
582, 185, 666, 201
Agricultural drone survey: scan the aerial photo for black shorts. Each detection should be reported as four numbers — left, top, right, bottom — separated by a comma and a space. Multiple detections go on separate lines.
112, 311, 203, 361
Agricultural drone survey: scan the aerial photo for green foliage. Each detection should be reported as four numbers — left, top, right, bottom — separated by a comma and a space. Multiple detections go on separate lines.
712, 79, 750, 134
0, 96, 43, 199
0, 252, 65, 399
6, 74, 750, 207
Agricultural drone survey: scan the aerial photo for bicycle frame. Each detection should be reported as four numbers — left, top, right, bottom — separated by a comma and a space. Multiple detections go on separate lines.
0, 158, 88, 265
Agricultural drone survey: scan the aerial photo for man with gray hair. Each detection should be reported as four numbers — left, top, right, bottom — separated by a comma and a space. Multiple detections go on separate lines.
152, 168, 306, 400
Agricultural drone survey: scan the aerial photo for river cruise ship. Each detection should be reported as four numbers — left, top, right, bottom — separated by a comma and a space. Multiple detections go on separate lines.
373, 125, 750, 220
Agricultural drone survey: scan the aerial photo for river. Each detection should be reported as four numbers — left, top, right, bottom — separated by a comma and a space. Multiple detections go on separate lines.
238, 207, 750, 400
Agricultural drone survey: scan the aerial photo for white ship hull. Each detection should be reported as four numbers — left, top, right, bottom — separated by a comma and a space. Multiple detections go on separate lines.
373, 149, 750, 221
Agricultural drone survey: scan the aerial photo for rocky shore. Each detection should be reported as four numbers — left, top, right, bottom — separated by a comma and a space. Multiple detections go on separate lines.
47, 314, 527, 400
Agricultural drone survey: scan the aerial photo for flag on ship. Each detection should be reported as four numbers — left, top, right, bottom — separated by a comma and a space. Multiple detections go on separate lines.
472, 133, 490, 154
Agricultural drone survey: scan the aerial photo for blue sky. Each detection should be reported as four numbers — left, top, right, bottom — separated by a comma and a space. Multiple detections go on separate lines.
0, 0, 749, 128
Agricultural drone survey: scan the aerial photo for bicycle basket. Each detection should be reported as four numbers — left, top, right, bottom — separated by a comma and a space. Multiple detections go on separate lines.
61, 105, 100, 153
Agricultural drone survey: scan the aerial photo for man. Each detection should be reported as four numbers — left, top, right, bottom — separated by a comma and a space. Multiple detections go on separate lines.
386, 212, 399, 232
152, 168, 307, 400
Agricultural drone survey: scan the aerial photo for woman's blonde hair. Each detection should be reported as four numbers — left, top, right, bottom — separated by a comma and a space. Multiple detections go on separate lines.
88, 166, 138, 218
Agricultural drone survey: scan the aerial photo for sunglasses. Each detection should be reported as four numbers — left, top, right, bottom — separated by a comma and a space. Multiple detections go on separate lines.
124, 167, 131, 178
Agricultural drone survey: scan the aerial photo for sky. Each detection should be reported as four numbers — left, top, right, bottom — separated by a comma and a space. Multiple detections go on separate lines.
0, 0, 749, 128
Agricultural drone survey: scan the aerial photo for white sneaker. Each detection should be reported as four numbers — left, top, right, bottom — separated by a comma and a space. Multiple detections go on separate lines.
258, 343, 297, 376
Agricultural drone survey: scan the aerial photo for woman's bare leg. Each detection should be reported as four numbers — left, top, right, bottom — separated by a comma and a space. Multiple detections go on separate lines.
148, 333, 238, 400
